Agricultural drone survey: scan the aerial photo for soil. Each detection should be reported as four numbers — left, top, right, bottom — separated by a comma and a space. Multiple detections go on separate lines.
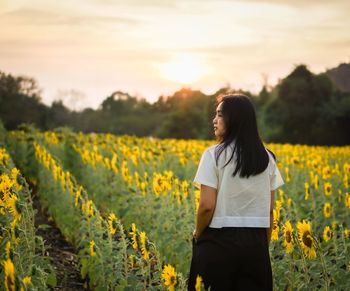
29, 181, 87, 290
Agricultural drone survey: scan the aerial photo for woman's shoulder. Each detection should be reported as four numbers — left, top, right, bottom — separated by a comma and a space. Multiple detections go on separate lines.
201, 144, 217, 161
204, 142, 236, 166
265, 147, 276, 162
264, 148, 278, 175
206, 144, 218, 153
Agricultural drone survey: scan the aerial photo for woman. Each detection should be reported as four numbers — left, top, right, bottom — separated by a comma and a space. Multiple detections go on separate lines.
188, 94, 284, 291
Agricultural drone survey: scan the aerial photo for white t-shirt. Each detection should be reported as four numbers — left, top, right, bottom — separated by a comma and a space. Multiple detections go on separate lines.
193, 143, 284, 228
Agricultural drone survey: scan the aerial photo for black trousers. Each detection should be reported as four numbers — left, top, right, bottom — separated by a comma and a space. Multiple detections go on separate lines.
188, 227, 273, 291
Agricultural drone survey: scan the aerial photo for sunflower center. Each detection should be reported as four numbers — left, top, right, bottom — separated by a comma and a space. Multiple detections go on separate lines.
302, 231, 313, 248
273, 222, 277, 230
286, 231, 292, 243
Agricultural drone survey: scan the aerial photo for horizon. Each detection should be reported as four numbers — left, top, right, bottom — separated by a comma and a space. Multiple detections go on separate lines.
1, 0, 349, 110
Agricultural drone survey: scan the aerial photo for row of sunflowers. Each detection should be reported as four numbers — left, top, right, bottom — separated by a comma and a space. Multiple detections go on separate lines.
0, 143, 54, 290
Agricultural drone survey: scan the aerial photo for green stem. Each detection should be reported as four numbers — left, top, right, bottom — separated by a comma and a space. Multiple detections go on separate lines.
294, 232, 311, 284
314, 237, 330, 291
339, 224, 348, 266
289, 253, 294, 290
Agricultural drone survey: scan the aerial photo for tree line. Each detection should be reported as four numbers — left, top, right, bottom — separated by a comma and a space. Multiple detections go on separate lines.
1, 64, 349, 145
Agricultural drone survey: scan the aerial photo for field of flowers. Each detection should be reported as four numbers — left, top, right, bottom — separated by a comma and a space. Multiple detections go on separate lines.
2, 126, 350, 290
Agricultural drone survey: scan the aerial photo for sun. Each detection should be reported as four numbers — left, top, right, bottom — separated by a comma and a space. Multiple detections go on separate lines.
160, 55, 206, 85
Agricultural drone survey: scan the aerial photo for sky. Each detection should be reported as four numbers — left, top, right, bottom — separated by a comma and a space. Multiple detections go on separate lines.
1, 0, 349, 110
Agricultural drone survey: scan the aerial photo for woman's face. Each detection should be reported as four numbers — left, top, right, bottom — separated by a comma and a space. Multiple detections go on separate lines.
213, 102, 225, 140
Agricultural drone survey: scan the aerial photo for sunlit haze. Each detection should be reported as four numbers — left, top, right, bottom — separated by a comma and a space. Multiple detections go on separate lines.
1, 0, 349, 110
160, 55, 209, 84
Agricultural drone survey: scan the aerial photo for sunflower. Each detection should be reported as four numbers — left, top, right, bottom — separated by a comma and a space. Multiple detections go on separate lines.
140, 181, 147, 196
275, 201, 282, 222
1, 174, 13, 204
322, 166, 331, 180
139, 231, 150, 261
331, 221, 337, 230
323, 202, 332, 218
162, 264, 177, 291
345, 192, 350, 208
304, 182, 310, 200
291, 156, 299, 165
323, 226, 332, 242
108, 213, 118, 235
85, 200, 95, 218
0, 148, 10, 165
129, 223, 138, 250
271, 213, 279, 241
195, 275, 203, 291
182, 180, 189, 199
194, 190, 200, 211
313, 174, 319, 190
89, 240, 96, 257
344, 228, 349, 238
283, 220, 294, 253
74, 186, 83, 207
297, 220, 317, 259
6, 194, 22, 222
11, 168, 22, 192
22, 276, 32, 285
324, 182, 332, 196
338, 189, 342, 203
0, 204, 5, 216
134, 172, 140, 187
311, 160, 319, 170
344, 174, 349, 188
2, 258, 15, 291
285, 167, 290, 183
278, 189, 284, 204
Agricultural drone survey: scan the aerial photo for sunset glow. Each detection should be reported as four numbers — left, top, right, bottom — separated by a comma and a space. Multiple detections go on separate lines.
160, 56, 207, 85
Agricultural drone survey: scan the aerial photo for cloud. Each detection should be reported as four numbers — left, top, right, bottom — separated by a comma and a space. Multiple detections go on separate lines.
1, 8, 141, 27
235, 0, 350, 9
87, 0, 179, 9
85, 0, 212, 15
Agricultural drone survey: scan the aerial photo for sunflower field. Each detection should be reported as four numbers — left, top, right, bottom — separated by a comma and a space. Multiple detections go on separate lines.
1, 125, 350, 290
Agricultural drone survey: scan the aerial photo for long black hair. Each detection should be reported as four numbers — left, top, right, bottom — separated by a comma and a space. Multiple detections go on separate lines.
214, 93, 276, 178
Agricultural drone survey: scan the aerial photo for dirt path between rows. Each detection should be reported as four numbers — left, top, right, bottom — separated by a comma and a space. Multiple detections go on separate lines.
29, 181, 87, 290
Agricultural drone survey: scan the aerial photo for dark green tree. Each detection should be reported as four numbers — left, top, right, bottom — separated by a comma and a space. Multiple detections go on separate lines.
265, 65, 349, 145
0, 71, 47, 129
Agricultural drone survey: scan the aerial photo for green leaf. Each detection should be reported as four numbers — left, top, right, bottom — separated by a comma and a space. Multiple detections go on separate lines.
80, 258, 88, 279
46, 270, 57, 287
38, 223, 51, 230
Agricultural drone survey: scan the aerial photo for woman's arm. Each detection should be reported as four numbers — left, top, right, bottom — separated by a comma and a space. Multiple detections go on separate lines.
266, 190, 275, 245
194, 184, 217, 240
